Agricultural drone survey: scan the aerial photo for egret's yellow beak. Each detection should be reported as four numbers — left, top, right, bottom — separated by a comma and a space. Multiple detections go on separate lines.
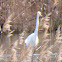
0, 25, 2, 34
39, 12, 42, 18
39, 13, 42, 18
0, 26, 1, 31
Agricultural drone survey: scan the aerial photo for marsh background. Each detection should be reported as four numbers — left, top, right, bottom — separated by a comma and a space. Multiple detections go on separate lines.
0, 0, 62, 62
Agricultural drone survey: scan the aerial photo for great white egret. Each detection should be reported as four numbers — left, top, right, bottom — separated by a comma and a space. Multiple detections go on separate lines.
25, 11, 41, 47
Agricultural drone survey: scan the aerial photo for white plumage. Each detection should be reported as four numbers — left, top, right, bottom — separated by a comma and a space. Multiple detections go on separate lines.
25, 11, 41, 47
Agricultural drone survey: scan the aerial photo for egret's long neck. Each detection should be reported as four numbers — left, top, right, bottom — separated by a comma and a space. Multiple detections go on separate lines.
34, 13, 39, 35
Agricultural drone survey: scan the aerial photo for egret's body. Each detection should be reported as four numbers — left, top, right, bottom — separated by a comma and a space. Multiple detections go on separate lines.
25, 11, 41, 47
25, 33, 38, 46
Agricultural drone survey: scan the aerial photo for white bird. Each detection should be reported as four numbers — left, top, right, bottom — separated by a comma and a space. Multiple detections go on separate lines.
25, 11, 42, 47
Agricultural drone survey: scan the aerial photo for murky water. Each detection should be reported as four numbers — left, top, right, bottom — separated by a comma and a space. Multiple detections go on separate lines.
0, 32, 56, 62
0, 32, 55, 49
0, 34, 19, 49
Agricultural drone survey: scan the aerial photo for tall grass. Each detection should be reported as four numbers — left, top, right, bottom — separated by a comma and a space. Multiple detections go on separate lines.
0, 16, 62, 62
0, 23, 62, 62
3, 13, 14, 33
19, 43, 33, 62
0, 0, 62, 62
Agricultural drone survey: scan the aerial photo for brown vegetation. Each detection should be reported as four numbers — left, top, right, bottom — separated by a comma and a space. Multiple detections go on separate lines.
0, 0, 62, 62
0, 0, 62, 33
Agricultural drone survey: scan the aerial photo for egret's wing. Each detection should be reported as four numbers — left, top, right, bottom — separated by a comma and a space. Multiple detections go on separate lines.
25, 33, 34, 46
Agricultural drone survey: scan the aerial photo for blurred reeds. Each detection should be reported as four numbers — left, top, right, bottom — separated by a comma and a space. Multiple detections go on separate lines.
0, 12, 62, 62
0, 18, 62, 62
0, 0, 62, 62
3, 13, 14, 33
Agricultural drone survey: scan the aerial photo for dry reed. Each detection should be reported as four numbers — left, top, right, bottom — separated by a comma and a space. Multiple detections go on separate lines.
38, 12, 53, 62
53, 25, 61, 47
0, 45, 5, 61
9, 48, 17, 62
19, 43, 33, 62
56, 44, 62, 62
19, 30, 26, 45
39, 12, 51, 31
55, 25, 62, 62
0, 0, 62, 62
3, 13, 14, 32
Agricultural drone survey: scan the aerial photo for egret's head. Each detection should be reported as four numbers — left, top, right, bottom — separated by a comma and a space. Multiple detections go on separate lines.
37, 11, 42, 16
